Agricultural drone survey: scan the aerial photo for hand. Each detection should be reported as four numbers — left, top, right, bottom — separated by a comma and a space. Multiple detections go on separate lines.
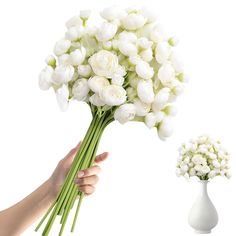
48, 142, 108, 199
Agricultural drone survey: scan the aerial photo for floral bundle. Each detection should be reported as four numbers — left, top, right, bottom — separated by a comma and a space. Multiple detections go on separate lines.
176, 135, 231, 180
36, 6, 186, 235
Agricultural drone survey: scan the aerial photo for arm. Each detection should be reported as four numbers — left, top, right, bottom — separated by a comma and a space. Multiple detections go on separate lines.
0, 142, 108, 236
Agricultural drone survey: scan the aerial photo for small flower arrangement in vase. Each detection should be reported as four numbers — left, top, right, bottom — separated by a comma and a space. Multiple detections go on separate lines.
176, 135, 231, 234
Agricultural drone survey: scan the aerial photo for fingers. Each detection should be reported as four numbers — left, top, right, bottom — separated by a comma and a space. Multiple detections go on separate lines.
78, 185, 95, 195
94, 152, 109, 164
78, 165, 101, 178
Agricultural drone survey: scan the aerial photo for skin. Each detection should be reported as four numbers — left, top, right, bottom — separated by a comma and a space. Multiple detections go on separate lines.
0, 142, 108, 236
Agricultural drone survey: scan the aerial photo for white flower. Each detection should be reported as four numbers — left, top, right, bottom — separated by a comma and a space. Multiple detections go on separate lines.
100, 6, 126, 21
121, 13, 146, 30
114, 104, 136, 124
118, 41, 137, 56
72, 79, 90, 101
52, 65, 74, 85
135, 60, 154, 80
96, 22, 118, 42
150, 25, 167, 43
212, 160, 221, 168
189, 168, 196, 176
155, 42, 171, 64
77, 64, 92, 77
65, 26, 84, 41
100, 85, 126, 106
137, 37, 153, 49
208, 170, 216, 179
69, 48, 86, 66
89, 94, 106, 106
145, 112, 158, 128
152, 88, 170, 112
88, 50, 119, 78
111, 76, 124, 86
58, 54, 70, 66
158, 63, 175, 86
137, 80, 154, 103
201, 165, 211, 174
80, 10, 91, 20
118, 31, 137, 43
45, 55, 56, 67
133, 98, 150, 116
170, 52, 183, 73
140, 48, 153, 62
140, 8, 156, 23
38, 66, 54, 90
88, 76, 110, 93
66, 15, 83, 28
192, 154, 205, 165
54, 39, 71, 56
55, 85, 69, 112
158, 117, 173, 140
163, 104, 178, 116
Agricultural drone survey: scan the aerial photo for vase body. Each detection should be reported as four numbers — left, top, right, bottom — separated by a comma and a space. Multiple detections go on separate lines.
188, 180, 218, 234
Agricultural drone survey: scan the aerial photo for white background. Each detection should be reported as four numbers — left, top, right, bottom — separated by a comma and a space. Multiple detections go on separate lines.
0, 0, 236, 235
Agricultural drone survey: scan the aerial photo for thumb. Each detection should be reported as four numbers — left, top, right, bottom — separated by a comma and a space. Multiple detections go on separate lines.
63, 142, 81, 166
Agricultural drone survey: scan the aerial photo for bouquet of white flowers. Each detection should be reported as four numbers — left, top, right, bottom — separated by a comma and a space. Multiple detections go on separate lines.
176, 135, 231, 180
36, 6, 186, 235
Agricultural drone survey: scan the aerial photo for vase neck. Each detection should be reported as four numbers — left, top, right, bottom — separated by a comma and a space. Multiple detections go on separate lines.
199, 181, 209, 197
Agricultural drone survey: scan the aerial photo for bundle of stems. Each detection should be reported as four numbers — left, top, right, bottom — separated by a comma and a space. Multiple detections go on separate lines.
35, 108, 114, 235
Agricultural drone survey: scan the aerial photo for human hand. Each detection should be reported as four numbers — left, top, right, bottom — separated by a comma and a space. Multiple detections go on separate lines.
48, 142, 108, 199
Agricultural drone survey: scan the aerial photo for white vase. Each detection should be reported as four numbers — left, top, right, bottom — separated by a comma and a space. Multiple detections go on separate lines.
188, 180, 218, 234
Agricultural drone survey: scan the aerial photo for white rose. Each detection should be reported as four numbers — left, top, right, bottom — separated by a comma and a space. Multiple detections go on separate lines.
114, 104, 136, 124
155, 42, 171, 64
96, 22, 117, 42
77, 64, 92, 77
65, 26, 84, 41
118, 41, 137, 57
158, 117, 173, 140
52, 65, 74, 85
121, 13, 146, 30
88, 76, 110, 93
201, 165, 211, 174
54, 39, 71, 56
69, 48, 86, 66
137, 80, 154, 103
152, 88, 170, 112
88, 50, 119, 78
38, 66, 54, 90
158, 63, 175, 86
100, 85, 126, 106
100, 6, 126, 21
135, 60, 154, 80
133, 98, 150, 116
66, 15, 83, 28
55, 85, 69, 112
72, 78, 90, 101
89, 94, 106, 106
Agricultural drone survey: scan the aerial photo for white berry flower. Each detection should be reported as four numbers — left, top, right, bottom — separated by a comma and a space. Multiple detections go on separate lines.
66, 15, 83, 28
155, 42, 171, 64
158, 63, 175, 86
133, 98, 151, 116
158, 117, 173, 140
69, 48, 86, 66
152, 88, 170, 112
100, 6, 126, 21
77, 64, 92, 77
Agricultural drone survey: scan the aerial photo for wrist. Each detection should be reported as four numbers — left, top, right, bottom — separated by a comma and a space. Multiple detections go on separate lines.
44, 179, 58, 202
